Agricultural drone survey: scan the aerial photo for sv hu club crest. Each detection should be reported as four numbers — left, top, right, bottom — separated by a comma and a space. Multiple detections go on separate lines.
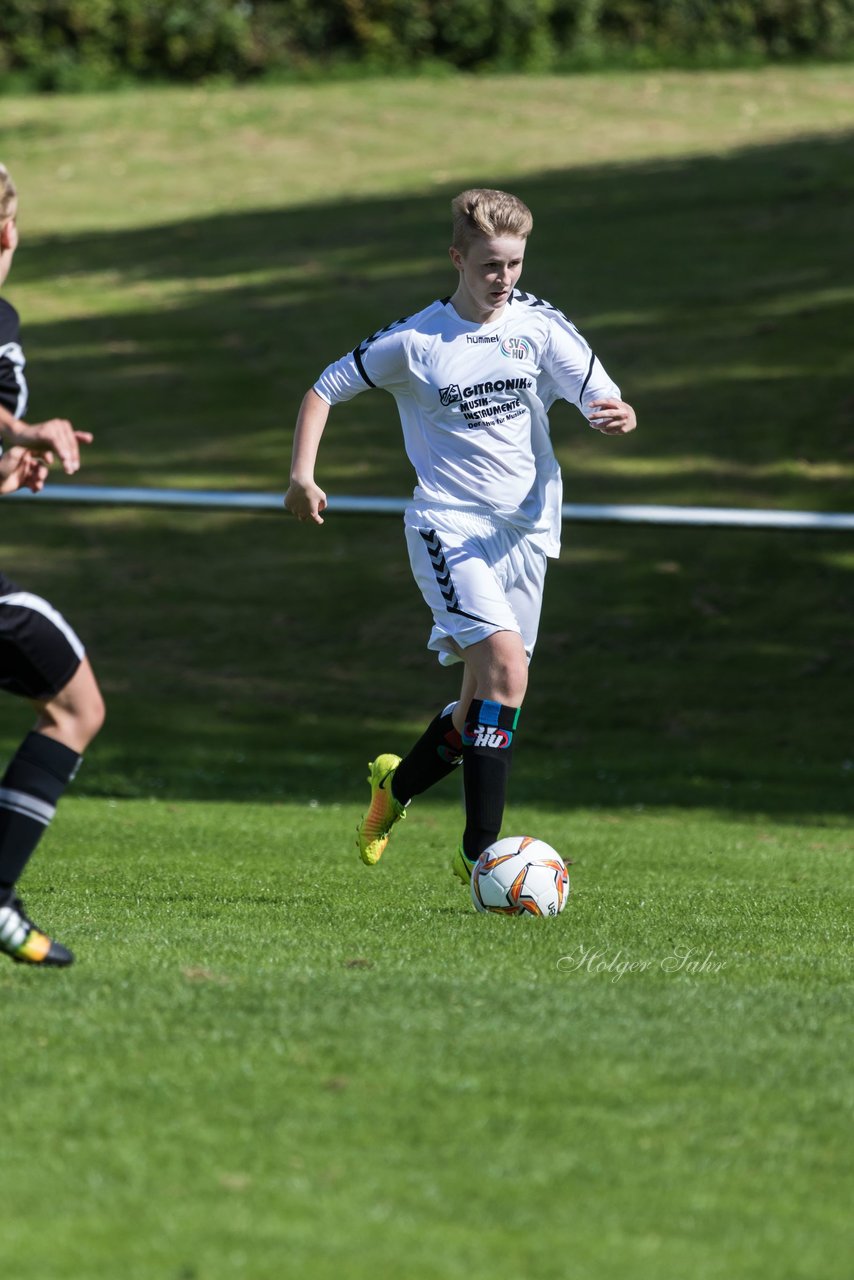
500, 336, 533, 361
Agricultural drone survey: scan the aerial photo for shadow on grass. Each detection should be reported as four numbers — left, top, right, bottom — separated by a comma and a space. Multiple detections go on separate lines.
11, 129, 854, 510
0, 505, 849, 823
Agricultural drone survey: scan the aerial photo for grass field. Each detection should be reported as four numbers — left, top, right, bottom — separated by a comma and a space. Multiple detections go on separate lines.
0, 69, 852, 1278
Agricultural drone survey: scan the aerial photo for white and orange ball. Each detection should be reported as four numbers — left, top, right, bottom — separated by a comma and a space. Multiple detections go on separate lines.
471, 836, 570, 917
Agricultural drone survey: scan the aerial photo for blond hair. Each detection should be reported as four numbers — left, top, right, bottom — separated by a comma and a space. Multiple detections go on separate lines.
451, 188, 533, 251
0, 164, 17, 224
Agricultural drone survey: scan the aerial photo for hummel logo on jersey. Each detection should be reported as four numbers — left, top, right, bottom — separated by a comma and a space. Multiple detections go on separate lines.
439, 384, 463, 406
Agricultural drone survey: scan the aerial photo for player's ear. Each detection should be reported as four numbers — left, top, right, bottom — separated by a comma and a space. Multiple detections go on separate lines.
449, 245, 463, 271
0, 220, 17, 252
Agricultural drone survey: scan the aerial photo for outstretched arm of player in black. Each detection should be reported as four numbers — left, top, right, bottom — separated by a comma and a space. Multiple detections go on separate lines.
0, 403, 93, 475
285, 389, 330, 525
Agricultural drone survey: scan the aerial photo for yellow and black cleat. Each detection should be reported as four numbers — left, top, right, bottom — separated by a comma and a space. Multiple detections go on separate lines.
0, 898, 74, 967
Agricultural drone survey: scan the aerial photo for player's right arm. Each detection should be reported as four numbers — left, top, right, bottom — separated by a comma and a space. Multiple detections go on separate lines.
285, 389, 330, 525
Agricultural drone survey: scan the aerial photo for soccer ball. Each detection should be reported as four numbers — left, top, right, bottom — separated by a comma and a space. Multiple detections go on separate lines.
471, 836, 570, 917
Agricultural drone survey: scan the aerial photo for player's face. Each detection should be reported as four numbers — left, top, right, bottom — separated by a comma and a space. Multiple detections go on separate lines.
0, 201, 18, 255
0, 212, 18, 287
450, 234, 527, 322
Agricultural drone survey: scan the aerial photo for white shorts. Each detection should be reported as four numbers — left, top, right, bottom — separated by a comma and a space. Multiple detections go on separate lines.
404, 503, 548, 667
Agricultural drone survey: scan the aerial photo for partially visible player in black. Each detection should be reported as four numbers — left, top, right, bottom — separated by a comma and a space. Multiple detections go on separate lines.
0, 162, 105, 967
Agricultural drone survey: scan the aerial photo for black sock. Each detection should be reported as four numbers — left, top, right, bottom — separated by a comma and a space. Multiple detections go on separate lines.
461, 699, 520, 861
391, 702, 463, 806
0, 732, 82, 905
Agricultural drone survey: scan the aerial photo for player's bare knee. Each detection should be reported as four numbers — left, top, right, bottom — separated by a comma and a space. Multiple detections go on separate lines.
65, 659, 105, 745
494, 638, 529, 704
484, 656, 527, 706
35, 679, 105, 752
79, 686, 106, 744
499, 664, 528, 707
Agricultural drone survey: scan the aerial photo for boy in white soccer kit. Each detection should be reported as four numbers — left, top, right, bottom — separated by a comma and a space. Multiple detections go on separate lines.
287, 189, 636, 880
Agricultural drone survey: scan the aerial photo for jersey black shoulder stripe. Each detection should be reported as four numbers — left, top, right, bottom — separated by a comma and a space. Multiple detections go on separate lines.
352, 344, 376, 389
357, 313, 413, 357
579, 351, 597, 399
512, 288, 581, 334
352, 309, 419, 388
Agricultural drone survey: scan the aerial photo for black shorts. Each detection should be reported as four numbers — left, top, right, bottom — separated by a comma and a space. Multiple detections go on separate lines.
0, 570, 85, 700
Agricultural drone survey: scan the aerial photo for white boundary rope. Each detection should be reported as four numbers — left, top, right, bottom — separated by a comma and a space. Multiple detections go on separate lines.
10, 485, 854, 531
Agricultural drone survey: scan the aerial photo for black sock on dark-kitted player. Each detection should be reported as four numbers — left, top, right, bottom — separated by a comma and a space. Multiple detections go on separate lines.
0, 732, 82, 904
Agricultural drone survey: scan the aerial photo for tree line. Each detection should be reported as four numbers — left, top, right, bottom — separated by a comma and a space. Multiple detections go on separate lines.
1, 0, 852, 91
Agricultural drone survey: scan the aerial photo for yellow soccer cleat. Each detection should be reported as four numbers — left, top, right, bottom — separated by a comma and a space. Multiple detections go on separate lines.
451, 843, 477, 884
357, 754, 407, 865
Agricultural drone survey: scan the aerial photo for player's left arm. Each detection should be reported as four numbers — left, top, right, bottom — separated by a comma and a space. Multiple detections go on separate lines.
543, 315, 637, 437
587, 396, 637, 436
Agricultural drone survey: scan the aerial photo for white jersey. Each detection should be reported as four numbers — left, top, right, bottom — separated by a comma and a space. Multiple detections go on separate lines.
313, 288, 620, 557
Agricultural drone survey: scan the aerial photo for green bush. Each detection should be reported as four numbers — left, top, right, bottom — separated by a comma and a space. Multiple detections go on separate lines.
0, 0, 852, 88
0, 0, 255, 89
588, 0, 854, 63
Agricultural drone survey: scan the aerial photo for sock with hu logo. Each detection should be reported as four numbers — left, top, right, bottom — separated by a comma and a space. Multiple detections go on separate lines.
461, 699, 520, 862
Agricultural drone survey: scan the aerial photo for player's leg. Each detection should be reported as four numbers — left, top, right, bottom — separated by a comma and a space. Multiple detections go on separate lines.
357, 514, 539, 868
358, 696, 467, 866
390, 700, 464, 805
455, 662, 478, 733
451, 629, 528, 882
360, 665, 475, 865
0, 589, 104, 966
32, 654, 105, 753
385, 659, 477, 816
451, 538, 547, 881
357, 515, 513, 865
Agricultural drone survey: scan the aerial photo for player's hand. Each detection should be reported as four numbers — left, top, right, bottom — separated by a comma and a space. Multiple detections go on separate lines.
285, 478, 327, 525
0, 417, 93, 474
0, 445, 51, 495
587, 398, 637, 436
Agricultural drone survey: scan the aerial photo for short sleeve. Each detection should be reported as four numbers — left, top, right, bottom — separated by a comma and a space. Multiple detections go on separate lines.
314, 316, 411, 406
